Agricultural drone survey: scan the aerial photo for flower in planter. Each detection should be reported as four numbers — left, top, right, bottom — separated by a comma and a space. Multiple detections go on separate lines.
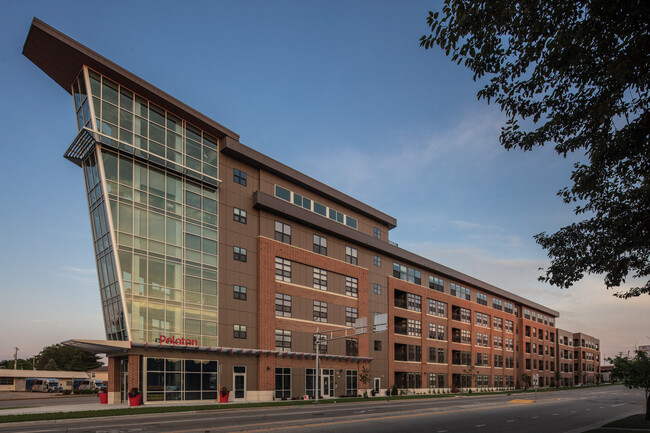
220, 386, 229, 397
128, 387, 141, 398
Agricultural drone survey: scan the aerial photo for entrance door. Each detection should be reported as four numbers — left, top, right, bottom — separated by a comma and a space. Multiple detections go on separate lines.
120, 358, 129, 403
233, 366, 246, 400
320, 369, 334, 398
374, 377, 381, 394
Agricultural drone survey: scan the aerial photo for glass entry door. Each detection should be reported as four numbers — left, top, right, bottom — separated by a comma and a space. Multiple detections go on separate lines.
233, 366, 246, 400
321, 369, 334, 398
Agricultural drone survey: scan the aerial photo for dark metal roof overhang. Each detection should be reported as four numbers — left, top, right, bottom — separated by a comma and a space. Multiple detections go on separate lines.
222, 136, 398, 230
253, 190, 560, 317
23, 17, 239, 142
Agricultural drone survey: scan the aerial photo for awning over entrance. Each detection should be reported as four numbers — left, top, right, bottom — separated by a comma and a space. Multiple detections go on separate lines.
62, 339, 131, 354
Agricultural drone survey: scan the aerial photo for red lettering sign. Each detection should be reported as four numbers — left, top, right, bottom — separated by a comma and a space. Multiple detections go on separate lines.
157, 335, 198, 346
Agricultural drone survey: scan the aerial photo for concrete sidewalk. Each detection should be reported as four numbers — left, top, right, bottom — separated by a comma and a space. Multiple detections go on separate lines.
0, 399, 237, 416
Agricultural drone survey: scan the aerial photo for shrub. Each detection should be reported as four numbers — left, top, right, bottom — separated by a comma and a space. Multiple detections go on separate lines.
391, 384, 399, 396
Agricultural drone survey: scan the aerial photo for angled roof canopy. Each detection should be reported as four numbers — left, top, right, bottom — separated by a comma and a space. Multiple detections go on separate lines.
23, 17, 239, 141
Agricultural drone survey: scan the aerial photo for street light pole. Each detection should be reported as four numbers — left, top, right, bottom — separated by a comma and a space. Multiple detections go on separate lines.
315, 327, 320, 403
13, 347, 19, 370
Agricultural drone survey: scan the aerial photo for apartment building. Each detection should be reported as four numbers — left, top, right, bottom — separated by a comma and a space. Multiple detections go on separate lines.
22, 18, 599, 404
557, 329, 575, 386
573, 333, 601, 385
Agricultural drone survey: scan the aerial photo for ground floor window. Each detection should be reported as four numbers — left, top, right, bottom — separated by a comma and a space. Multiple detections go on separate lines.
306, 368, 334, 397
0, 377, 13, 385
476, 374, 490, 388
275, 367, 291, 399
145, 358, 218, 402
345, 370, 358, 396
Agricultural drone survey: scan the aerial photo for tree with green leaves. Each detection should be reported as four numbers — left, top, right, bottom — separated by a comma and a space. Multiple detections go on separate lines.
35, 344, 102, 371
610, 350, 650, 420
420, 1, 649, 298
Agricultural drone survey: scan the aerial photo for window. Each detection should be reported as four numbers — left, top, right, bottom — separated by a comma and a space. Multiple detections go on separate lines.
505, 320, 514, 333
233, 246, 247, 262
504, 302, 514, 314
476, 312, 489, 327
493, 316, 503, 330
346, 370, 358, 395
494, 354, 504, 368
274, 221, 292, 244
476, 332, 489, 347
374, 340, 382, 351
407, 319, 421, 337
477, 293, 488, 306
233, 168, 247, 186
373, 255, 381, 267
275, 293, 291, 317
393, 263, 421, 285
233, 285, 247, 300
313, 234, 327, 255
275, 330, 291, 351
373, 283, 382, 295
452, 350, 472, 365
429, 323, 446, 340
373, 227, 381, 239
345, 246, 358, 265
493, 298, 503, 310
450, 283, 470, 300
275, 257, 291, 282
234, 324, 247, 339
0, 377, 13, 385
346, 307, 358, 327
476, 352, 490, 366
345, 276, 358, 297
506, 356, 514, 369
313, 268, 328, 290
233, 207, 247, 224
346, 339, 358, 357
493, 336, 503, 349
524, 309, 531, 319
453, 307, 470, 323
407, 293, 422, 312
429, 276, 444, 292
505, 338, 514, 351
313, 301, 328, 322
275, 367, 291, 399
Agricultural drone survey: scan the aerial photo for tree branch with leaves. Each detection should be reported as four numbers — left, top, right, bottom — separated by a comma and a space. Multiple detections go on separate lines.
420, 0, 649, 298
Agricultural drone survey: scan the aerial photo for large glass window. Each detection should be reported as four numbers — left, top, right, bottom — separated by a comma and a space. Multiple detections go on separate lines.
275, 368, 291, 399
145, 358, 218, 402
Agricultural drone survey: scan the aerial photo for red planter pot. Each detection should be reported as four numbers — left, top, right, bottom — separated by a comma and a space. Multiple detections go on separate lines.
128, 394, 142, 406
98, 392, 108, 404
219, 392, 229, 403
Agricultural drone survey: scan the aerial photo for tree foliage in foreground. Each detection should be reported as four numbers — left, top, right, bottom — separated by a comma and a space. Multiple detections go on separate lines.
35, 344, 102, 371
420, 0, 649, 297
610, 350, 650, 420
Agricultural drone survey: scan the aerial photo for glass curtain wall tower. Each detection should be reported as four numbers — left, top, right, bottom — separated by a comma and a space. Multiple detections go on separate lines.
66, 67, 221, 347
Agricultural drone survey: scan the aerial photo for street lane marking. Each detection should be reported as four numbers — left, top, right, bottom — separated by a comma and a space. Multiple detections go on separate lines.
509, 399, 535, 404
437, 430, 448, 432
571, 410, 576, 413
586, 408, 590, 411
552, 413, 559, 416
531, 416, 538, 419
506, 420, 514, 423
611, 403, 626, 407
476, 424, 485, 427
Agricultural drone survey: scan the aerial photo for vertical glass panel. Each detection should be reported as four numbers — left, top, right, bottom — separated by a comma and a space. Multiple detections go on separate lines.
135, 96, 148, 118
166, 176, 182, 202
149, 104, 165, 125
119, 109, 133, 131
120, 89, 133, 111
102, 152, 118, 182
118, 203, 133, 233
89, 70, 101, 98
118, 157, 133, 186
166, 217, 182, 245
134, 208, 147, 237
102, 101, 118, 125
166, 262, 182, 289
119, 251, 132, 281
149, 169, 165, 196
102, 78, 119, 104
148, 212, 165, 242
134, 162, 148, 191
149, 257, 165, 288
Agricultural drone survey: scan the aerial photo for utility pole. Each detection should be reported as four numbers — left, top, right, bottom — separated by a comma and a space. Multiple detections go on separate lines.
13, 347, 19, 370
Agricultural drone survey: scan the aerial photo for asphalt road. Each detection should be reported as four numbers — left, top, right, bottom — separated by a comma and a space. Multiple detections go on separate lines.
0, 385, 644, 433
0, 394, 97, 409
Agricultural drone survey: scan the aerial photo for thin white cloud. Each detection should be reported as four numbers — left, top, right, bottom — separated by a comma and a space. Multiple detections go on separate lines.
62, 266, 96, 275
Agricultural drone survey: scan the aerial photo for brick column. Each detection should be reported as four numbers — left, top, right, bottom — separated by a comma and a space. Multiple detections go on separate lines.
107, 356, 121, 404
127, 355, 140, 397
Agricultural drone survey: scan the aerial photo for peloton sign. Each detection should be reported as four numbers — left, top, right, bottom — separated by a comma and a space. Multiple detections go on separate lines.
155, 335, 199, 346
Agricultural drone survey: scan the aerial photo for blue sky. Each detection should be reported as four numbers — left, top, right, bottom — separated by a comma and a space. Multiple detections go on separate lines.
1, 1, 647, 362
